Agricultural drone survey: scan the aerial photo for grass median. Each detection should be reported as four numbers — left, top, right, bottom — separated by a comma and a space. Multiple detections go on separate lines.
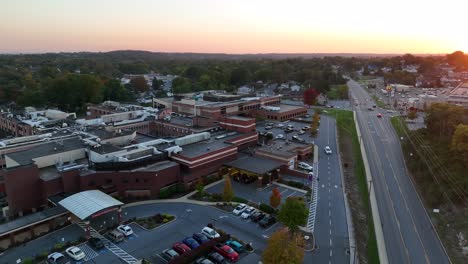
322, 108, 380, 264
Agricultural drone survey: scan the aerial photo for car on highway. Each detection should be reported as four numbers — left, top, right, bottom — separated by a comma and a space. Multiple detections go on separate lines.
226, 240, 244, 253
173, 242, 191, 255
275, 134, 284, 139
201, 226, 220, 239
193, 232, 210, 244
251, 211, 266, 222
232, 203, 247, 215
160, 248, 180, 261
372, 105, 376, 108
324, 146, 332, 155
213, 243, 240, 262
88, 237, 104, 250
208, 252, 228, 264
240, 207, 256, 219
47, 252, 70, 264
377, 113, 382, 118
183, 237, 201, 249
259, 215, 276, 228
368, 107, 373, 111
298, 162, 313, 172
117, 224, 133, 236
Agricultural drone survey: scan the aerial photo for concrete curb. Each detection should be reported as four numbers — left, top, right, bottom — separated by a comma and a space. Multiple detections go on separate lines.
272, 182, 308, 194
128, 216, 177, 232
335, 117, 358, 264
353, 111, 389, 264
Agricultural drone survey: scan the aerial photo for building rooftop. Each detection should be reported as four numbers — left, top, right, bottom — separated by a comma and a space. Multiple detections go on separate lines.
256, 139, 309, 157
275, 104, 307, 113
224, 156, 282, 175
132, 160, 178, 172
6, 137, 85, 167
178, 133, 240, 158
0, 206, 67, 236
449, 82, 468, 96
58, 190, 123, 220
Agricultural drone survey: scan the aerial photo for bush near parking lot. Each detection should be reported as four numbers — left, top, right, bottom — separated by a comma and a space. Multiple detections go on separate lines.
158, 183, 186, 199
233, 196, 248, 204
168, 234, 229, 264
135, 213, 175, 229
277, 179, 311, 191
259, 203, 276, 214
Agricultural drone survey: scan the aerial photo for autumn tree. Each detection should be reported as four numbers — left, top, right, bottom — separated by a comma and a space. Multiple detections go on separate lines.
303, 88, 320, 106
269, 187, 281, 209
278, 197, 309, 233
262, 228, 304, 264
407, 109, 417, 120
130, 76, 149, 92
222, 175, 234, 202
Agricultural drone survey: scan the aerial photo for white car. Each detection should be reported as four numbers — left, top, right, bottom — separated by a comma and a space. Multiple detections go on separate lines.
117, 224, 133, 236
276, 124, 284, 128
324, 146, 332, 155
47, 252, 69, 264
232, 203, 247, 215
240, 207, 256, 219
298, 130, 306, 135
298, 162, 313, 172
276, 134, 284, 139
201, 226, 220, 239
65, 246, 85, 261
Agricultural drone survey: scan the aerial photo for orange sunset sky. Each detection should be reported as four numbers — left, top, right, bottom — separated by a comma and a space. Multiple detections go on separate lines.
0, 0, 466, 54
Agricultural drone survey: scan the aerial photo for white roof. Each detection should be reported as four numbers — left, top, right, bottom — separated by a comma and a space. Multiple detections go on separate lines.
59, 190, 123, 220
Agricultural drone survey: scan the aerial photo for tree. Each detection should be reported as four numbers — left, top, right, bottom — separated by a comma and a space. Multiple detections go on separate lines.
407, 109, 417, 120
425, 103, 464, 138
195, 177, 205, 197
277, 197, 309, 233
303, 88, 320, 106
451, 124, 468, 165
269, 187, 281, 209
152, 77, 161, 90
172, 77, 192, 94
103, 79, 133, 102
262, 228, 304, 264
222, 175, 234, 202
130, 76, 149, 92
230, 67, 250, 86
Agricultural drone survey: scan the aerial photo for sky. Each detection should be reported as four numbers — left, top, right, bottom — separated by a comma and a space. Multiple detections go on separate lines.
0, 0, 467, 54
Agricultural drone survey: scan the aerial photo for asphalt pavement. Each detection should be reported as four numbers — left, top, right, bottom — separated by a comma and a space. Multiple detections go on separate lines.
348, 79, 450, 264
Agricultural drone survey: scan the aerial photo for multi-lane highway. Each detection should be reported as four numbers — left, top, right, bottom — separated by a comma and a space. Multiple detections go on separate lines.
348, 79, 450, 264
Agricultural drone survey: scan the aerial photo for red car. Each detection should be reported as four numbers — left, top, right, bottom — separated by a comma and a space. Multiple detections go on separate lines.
377, 113, 382, 118
173, 242, 191, 255
213, 243, 239, 262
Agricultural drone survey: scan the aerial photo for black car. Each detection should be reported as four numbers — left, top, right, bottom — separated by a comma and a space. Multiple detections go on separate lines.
208, 252, 228, 264
193, 232, 210, 244
89, 237, 104, 250
160, 248, 180, 261
251, 212, 266, 222
259, 215, 276, 228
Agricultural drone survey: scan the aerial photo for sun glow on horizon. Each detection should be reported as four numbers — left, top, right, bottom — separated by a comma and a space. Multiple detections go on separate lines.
0, 0, 467, 54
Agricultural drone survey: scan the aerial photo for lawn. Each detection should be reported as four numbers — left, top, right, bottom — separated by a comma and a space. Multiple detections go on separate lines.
322, 109, 380, 264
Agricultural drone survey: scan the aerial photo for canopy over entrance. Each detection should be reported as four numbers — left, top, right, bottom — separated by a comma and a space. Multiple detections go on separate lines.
224, 156, 282, 175
58, 190, 123, 221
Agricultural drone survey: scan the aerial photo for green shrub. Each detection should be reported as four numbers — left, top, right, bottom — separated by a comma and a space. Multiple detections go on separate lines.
54, 242, 64, 251
232, 196, 248, 204
163, 218, 168, 223
22, 258, 33, 264
259, 203, 276, 214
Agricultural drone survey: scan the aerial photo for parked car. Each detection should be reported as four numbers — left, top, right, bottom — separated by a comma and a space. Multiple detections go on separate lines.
377, 113, 382, 118
201, 226, 220, 239
324, 146, 332, 155
196, 257, 215, 264
214, 243, 240, 262
208, 252, 228, 264
226, 240, 244, 253
89, 237, 104, 250
65, 246, 85, 261
183, 237, 200, 249
47, 252, 70, 264
160, 248, 180, 262
117, 225, 133, 236
298, 162, 313, 172
275, 134, 284, 139
232, 203, 247, 215
276, 124, 284, 128
173, 242, 191, 255
302, 126, 310, 130
298, 130, 306, 135
193, 232, 210, 244
108, 230, 124, 243
292, 135, 305, 142
259, 215, 276, 228
240, 207, 256, 219
251, 212, 266, 222
265, 126, 273, 130
285, 128, 294, 133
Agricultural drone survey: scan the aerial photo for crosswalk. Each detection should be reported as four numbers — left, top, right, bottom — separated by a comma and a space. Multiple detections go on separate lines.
307, 162, 319, 232
76, 222, 139, 264
77, 243, 99, 262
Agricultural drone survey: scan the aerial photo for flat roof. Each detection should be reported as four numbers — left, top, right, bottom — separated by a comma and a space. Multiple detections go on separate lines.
179, 133, 241, 158
132, 160, 178, 172
276, 104, 307, 113
58, 190, 123, 220
224, 156, 282, 175
449, 83, 468, 96
256, 140, 309, 157
0, 206, 67, 235
6, 137, 84, 166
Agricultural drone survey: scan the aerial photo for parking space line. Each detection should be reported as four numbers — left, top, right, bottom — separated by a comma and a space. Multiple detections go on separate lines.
286, 191, 296, 197
155, 253, 168, 263
264, 222, 278, 232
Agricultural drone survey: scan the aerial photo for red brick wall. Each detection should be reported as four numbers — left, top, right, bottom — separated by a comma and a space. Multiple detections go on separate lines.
42, 177, 63, 199
62, 170, 81, 193
4, 165, 44, 215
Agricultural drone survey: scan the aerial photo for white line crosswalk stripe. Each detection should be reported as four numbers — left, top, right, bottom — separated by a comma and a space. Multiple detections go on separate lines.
77, 243, 99, 262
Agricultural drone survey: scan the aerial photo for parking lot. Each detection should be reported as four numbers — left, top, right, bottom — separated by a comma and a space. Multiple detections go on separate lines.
205, 180, 306, 206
